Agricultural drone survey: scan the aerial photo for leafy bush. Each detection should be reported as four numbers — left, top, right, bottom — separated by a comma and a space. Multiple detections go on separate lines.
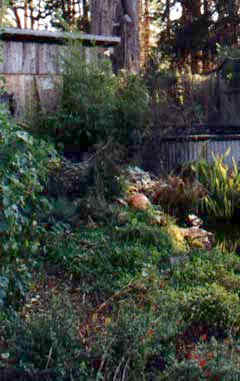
59, 45, 117, 148
90, 295, 182, 381
32, 42, 149, 150
143, 53, 219, 128
172, 283, 240, 331
171, 248, 240, 292
1, 287, 183, 380
0, 260, 32, 310
114, 70, 149, 144
1, 297, 93, 379
0, 106, 58, 308
161, 335, 240, 380
44, 210, 175, 297
0, 108, 58, 252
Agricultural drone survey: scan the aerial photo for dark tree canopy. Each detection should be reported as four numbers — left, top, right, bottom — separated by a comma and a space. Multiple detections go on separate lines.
154, 0, 240, 73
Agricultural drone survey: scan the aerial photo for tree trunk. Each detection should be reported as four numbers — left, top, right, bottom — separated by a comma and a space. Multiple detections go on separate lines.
91, 0, 140, 73
113, 0, 140, 73
90, 0, 115, 35
0, 0, 3, 25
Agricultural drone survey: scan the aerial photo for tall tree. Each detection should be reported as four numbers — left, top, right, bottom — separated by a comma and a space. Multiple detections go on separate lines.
91, 0, 141, 72
140, 0, 151, 66
6, 0, 90, 30
155, 0, 240, 74
90, 0, 114, 35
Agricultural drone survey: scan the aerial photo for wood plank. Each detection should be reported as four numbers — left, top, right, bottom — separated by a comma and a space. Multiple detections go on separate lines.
37, 44, 60, 74
22, 42, 37, 74
3, 41, 23, 73
0, 28, 120, 47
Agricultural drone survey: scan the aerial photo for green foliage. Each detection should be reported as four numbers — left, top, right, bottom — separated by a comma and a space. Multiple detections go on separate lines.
0, 260, 32, 310
113, 209, 172, 249
90, 291, 184, 381
193, 149, 240, 220
114, 70, 149, 144
34, 42, 149, 149
44, 211, 174, 297
161, 335, 240, 380
0, 108, 58, 253
172, 283, 240, 331
1, 288, 183, 381
0, 105, 58, 309
59, 45, 117, 147
2, 297, 92, 379
171, 248, 240, 291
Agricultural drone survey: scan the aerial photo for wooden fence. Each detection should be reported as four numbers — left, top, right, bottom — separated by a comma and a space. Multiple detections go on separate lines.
0, 28, 120, 117
143, 126, 240, 175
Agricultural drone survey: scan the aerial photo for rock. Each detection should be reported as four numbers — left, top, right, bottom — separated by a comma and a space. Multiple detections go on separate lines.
180, 226, 215, 250
128, 193, 152, 211
115, 198, 128, 207
122, 166, 157, 198
186, 214, 203, 227
124, 166, 153, 185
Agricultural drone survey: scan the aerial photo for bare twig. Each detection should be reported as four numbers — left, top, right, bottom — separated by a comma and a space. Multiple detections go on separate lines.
45, 346, 53, 369
122, 357, 130, 381
113, 356, 125, 381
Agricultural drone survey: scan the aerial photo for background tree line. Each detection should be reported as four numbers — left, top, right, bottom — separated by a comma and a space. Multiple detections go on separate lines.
1, 0, 240, 73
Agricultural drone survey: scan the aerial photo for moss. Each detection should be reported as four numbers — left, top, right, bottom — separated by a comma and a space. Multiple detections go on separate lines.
165, 224, 189, 253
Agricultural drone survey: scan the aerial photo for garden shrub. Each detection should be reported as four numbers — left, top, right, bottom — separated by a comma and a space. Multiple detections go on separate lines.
58, 45, 117, 148
44, 210, 175, 297
32, 42, 149, 151
1, 289, 183, 380
0, 108, 58, 248
1, 296, 93, 380
171, 248, 240, 292
161, 335, 240, 381
114, 70, 149, 145
44, 227, 162, 297
0, 106, 59, 308
172, 283, 240, 332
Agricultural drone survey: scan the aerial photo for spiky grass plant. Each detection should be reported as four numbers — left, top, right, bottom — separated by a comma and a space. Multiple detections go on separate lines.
193, 148, 240, 220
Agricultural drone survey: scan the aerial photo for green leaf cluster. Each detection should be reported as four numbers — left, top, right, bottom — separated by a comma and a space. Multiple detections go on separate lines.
34, 43, 149, 149
193, 148, 240, 220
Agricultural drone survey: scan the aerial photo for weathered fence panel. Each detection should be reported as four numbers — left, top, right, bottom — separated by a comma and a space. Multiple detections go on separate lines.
143, 127, 240, 175
0, 28, 120, 117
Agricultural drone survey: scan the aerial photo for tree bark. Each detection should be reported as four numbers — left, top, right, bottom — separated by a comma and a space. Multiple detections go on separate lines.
90, 0, 115, 35
0, 0, 3, 25
91, 0, 140, 73
113, 0, 140, 73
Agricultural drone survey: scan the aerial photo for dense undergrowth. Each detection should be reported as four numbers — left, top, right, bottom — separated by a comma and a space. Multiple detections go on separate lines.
2, 46, 240, 380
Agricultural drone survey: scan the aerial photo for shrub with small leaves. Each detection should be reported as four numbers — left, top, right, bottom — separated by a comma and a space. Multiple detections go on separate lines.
0, 106, 58, 308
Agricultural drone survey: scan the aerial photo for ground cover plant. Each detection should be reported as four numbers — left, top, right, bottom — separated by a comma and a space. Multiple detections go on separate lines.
2, 182, 240, 380
3, 47, 240, 381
